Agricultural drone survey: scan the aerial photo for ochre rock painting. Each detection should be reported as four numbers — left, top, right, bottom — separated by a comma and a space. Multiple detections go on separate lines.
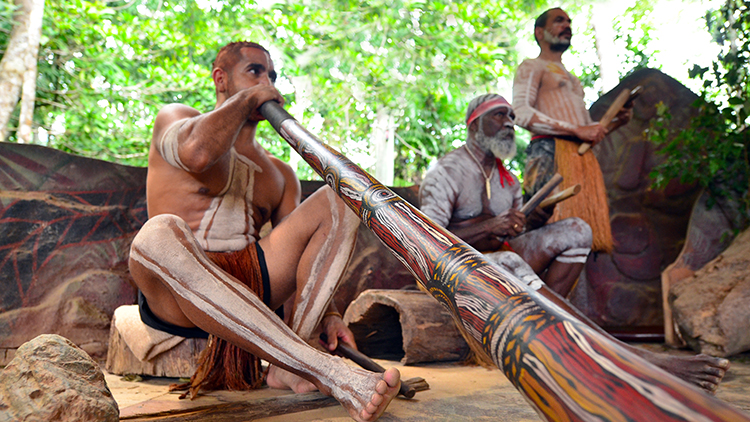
571, 68, 703, 329
0, 143, 146, 363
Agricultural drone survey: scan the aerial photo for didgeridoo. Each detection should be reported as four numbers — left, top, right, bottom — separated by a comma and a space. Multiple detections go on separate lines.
259, 101, 749, 422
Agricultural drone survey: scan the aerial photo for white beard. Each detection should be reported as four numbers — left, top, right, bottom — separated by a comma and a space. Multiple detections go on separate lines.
543, 29, 571, 52
475, 125, 517, 161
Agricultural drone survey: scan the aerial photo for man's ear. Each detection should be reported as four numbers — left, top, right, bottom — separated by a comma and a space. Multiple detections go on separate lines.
468, 119, 479, 134
212, 68, 227, 93
534, 27, 544, 44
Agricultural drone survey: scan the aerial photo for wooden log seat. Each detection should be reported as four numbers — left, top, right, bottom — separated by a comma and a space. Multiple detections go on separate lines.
343, 289, 469, 364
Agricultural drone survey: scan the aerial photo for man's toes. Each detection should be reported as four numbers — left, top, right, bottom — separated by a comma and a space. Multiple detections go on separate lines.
716, 357, 731, 370
705, 366, 724, 377
359, 408, 373, 421
705, 375, 722, 386
384, 367, 400, 387
701, 381, 718, 394
370, 392, 384, 406
375, 379, 388, 395
366, 401, 379, 415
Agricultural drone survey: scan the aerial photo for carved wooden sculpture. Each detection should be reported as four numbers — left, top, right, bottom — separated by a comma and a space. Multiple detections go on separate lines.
260, 102, 749, 422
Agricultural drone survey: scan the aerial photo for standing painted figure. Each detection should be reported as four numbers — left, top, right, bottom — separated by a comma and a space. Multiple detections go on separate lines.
260, 100, 748, 422
129, 41, 400, 422
513, 7, 631, 253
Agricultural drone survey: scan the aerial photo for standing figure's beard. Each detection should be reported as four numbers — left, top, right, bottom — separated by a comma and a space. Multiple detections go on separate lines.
475, 124, 517, 161
543, 29, 571, 52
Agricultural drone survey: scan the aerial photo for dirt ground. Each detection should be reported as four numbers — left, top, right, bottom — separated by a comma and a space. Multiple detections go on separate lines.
109, 343, 750, 421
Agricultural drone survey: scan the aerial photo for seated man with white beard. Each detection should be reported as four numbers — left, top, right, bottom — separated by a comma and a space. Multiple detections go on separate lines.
419, 94, 592, 297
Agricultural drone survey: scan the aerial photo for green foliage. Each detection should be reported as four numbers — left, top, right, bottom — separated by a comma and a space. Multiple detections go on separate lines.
3, 0, 560, 182
647, 0, 749, 211
8, 0, 687, 186
613, 0, 656, 78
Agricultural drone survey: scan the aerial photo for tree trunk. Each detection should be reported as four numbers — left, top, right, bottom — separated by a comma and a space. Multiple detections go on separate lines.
0, 0, 45, 143
372, 107, 395, 186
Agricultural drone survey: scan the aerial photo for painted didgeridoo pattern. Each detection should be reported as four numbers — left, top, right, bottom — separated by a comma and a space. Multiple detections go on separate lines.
260, 101, 749, 422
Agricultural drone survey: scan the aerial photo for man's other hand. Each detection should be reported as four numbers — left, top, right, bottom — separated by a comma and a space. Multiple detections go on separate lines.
527, 205, 553, 230
320, 313, 357, 352
609, 102, 634, 131
574, 123, 606, 144
491, 209, 526, 237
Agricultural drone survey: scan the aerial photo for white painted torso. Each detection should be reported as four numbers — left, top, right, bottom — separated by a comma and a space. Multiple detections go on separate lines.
512, 58, 593, 135
193, 148, 262, 252
419, 146, 522, 227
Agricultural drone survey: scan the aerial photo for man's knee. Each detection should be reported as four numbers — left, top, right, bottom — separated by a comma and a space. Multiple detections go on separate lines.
132, 214, 191, 257
562, 217, 592, 248
312, 185, 360, 229
485, 251, 543, 289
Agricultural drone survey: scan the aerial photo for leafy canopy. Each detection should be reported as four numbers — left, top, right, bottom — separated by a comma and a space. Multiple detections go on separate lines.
2, 0, 617, 184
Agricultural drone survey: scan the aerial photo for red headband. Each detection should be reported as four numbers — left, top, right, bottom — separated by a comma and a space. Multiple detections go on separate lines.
466, 97, 512, 127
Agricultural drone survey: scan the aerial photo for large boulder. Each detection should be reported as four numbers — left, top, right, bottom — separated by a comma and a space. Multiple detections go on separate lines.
0, 334, 119, 421
569, 68, 704, 329
670, 228, 750, 357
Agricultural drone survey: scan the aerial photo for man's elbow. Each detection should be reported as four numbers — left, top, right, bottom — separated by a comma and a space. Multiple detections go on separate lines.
179, 143, 220, 173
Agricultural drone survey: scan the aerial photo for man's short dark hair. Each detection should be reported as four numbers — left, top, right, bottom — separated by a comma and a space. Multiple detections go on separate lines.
533, 7, 563, 45
534, 7, 563, 29
213, 41, 269, 72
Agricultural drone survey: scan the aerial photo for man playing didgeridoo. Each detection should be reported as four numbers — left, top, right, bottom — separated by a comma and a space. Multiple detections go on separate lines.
419, 94, 592, 298
512, 7, 632, 253
128, 41, 399, 421
420, 93, 730, 393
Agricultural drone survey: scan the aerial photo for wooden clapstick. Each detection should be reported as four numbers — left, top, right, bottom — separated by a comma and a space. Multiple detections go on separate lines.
319, 333, 429, 398
538, 184, 581, 209
578, 86, 642, 155
520, 173, 563, 216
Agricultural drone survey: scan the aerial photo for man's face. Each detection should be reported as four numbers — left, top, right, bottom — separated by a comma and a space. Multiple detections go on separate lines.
543, 9, 572, 52
224, 47, 277, 98
475, 107, 516, 160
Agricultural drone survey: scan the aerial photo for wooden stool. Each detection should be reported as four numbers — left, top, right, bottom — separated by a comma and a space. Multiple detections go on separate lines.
105, 306, 206, 378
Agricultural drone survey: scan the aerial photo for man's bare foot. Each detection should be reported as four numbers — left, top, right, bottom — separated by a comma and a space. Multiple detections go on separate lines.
328, 366, 400, 422
266, 365, 318, 393
633, 348, 730, 393
348, 367, 400, 422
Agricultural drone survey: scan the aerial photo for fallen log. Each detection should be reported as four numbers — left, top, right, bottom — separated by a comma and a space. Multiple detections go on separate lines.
342, 289, 469, 365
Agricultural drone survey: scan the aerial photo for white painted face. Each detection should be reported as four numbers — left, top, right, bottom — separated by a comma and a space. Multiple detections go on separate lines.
543, 29, 571, 52
541, 9, 572, 52
475, 113, 517, 161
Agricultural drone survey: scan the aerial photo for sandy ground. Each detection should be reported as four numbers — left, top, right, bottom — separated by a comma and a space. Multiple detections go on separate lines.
108, 344, 750, 421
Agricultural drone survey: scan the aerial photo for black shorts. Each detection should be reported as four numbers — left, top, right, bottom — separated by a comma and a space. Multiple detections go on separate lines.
138, 242, 273, 339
